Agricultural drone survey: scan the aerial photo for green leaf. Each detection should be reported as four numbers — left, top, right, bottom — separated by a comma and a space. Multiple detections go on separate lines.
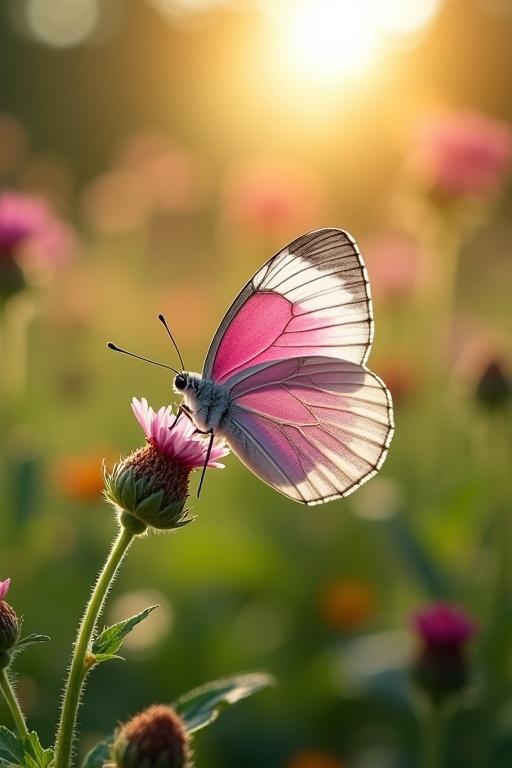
81, 736, 114, 768
91, 605, 158, 658
174, 672, 276, 734
23, 733, 53, 768
0, 727, 22, 766
0, 729, 52, 768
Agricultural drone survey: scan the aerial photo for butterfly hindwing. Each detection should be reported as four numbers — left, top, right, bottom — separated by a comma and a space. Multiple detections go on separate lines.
219, 356, 393, 505
202, 229, 373, 384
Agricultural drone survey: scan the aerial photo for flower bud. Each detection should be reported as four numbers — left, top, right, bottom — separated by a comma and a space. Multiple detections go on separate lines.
113, 705, 192, 768
475, 359, 511, 411
411, 603, 475, 706
104, 399, 228, 532
0, 580, 20, 661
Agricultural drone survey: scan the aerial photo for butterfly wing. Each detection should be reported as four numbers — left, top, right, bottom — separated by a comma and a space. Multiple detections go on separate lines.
218, 356, 393, 505
202, 229, 373, 384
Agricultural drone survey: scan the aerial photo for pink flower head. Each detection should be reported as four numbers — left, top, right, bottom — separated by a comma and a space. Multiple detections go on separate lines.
223, 158, 323, 240
411, 111, 512, 198
0, 190, 74, 267
363, 233, 421, 300
413, 603, 475, 649
0, 579, 10, 602
131, 397, 229, 469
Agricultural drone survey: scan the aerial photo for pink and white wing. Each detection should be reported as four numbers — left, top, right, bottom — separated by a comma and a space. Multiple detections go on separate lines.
203, 229, 373, 384
219, 356, 393, 505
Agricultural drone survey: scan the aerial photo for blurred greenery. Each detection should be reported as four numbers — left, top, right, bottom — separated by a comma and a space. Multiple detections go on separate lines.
1, 1, 512, 767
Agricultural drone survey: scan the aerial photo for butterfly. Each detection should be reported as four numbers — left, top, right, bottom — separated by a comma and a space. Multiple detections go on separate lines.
110, 228, 393, 504
166, 227, 393, 505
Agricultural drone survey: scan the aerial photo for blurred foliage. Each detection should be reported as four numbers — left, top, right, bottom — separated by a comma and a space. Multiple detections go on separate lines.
1, 1, 512, 767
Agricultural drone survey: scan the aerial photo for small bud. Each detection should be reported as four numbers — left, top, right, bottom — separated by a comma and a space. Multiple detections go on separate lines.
475, 359, 511, 410
104, 399, 228, 532
0, 579, 20, 658
411, 603, 475, 706
113, 705, 192, 768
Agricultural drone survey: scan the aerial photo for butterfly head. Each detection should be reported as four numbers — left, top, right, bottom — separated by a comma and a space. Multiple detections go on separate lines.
173, 373, 188, 391
172, 372, 202, 396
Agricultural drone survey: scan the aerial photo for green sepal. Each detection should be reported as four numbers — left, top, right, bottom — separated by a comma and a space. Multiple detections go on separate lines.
13, 634, 50, 652
174, 672, 276, 734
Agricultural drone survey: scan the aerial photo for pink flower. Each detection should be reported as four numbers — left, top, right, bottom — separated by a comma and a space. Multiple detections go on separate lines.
104, 399, 229, 531
363, 233, 421, 300
131, 397, 228, 469
0, 190, 74, 267
223, 159, 324, 241
411, 111, 512, 198
413, 603, 475, 648
0, 579, 10, 602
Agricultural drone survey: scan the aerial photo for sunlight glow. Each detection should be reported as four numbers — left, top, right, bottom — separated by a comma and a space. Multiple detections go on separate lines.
25, 0, 99, 47
267, 0, 442, 86
284, 0, 380, 81
370, 0, 441, 36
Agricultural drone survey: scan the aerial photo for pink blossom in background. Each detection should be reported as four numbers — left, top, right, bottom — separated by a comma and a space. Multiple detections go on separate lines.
0, 190, 75, 268
115, 130, 209, 213
413, 603, 475, 648
0, 579, 10, 601
222, 159, 324, 240
411, 111, 512, 198
363, 233, 421, 299
131, 397, 229, 470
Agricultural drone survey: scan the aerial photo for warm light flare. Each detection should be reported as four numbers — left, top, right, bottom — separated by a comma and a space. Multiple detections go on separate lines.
264, 0, 442, 87
285, 0, 380, 81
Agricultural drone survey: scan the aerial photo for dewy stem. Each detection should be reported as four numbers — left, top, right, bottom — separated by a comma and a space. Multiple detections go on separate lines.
53, 526, 135, 768
0, 667, 29, 738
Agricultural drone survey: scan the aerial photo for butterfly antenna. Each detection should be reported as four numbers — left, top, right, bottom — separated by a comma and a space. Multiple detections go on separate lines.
107, 342, 180, 375
197, 431, 215, 499
158, 314, 185, 372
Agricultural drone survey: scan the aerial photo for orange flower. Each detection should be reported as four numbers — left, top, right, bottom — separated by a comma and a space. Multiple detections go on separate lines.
52, 451, 115, 502
285, 751, 345, 768
318, 580, 376, 631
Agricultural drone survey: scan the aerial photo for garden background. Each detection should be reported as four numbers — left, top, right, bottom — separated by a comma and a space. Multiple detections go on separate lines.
1, 1, 512, 766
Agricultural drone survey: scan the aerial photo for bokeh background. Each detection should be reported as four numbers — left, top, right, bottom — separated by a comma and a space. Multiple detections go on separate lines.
1, 1, 512, 766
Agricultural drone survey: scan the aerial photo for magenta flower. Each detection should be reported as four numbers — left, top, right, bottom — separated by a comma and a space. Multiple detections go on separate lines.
411, 602, 476, 704
131, 397, 228, 469
0, 190, 75, 268
411, 111, 512, 198
104, 399, 229, 532
413, 603, 475, 648
0, 579, 10, 602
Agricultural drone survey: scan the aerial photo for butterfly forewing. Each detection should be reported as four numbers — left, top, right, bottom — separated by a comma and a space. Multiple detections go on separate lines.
219, 356, 393, 505
202, 229, 373, 384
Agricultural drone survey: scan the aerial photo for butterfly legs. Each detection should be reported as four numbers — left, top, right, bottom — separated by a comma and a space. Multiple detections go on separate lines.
168, 403, 215, 499
197, 430, 215, 499
169, 403, 194, 432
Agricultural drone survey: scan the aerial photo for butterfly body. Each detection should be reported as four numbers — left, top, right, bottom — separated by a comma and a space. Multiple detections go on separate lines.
174, 373, 231, 433
172, 228, 394, 506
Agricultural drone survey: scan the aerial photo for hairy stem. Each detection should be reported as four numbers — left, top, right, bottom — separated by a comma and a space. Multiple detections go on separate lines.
0, 667, 29, 738
53, 526, 135, 768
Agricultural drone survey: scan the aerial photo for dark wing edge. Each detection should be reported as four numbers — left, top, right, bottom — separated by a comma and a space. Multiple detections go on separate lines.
202, 228, 374, 380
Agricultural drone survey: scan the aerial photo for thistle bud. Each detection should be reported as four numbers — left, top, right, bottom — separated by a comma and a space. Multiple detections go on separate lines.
113, 705, 192, 768
411, 603, 475, 706
104, 399, 228, 532
0, 580, 20, 665
475, 359, 511, 411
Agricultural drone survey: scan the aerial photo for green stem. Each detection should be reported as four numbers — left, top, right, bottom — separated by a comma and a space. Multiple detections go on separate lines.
53, 526, 135, 768
0, 667, 29, 737
420, 702, 443, 768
